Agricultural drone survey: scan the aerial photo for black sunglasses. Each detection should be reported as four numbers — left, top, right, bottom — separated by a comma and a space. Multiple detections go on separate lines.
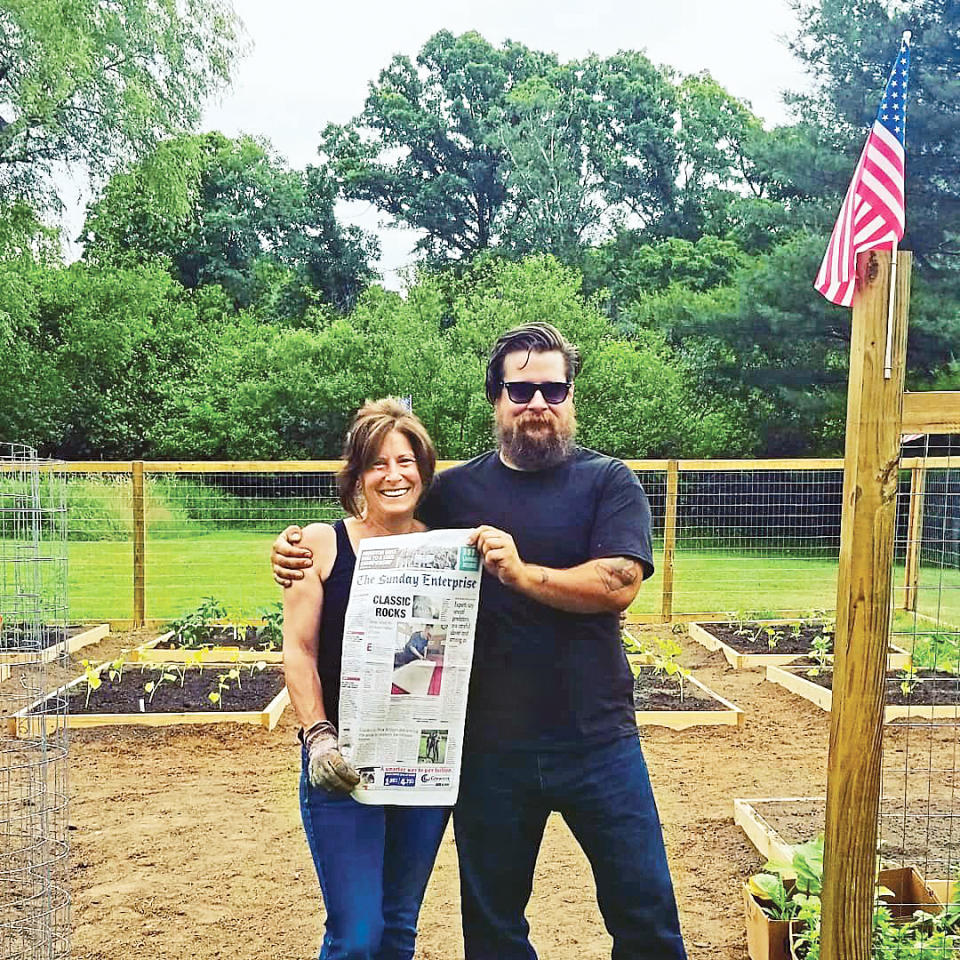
500, 381, 572, 405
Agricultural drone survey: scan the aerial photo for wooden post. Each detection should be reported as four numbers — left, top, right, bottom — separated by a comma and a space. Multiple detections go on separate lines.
660, 460, 679, 623
902, 465, 925, 611
820, 250, 911, 960
132, 461, 146, 628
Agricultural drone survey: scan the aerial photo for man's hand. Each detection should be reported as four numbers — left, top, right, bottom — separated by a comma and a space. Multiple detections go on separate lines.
469, 525, 529, 588
272, 524, 313, 587
303, 720, 360, 793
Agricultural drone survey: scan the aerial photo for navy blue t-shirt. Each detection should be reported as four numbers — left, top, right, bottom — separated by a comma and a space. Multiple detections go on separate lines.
418, 447, 654, 751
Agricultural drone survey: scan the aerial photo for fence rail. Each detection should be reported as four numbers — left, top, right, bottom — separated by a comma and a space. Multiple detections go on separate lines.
2, 457, 956, 627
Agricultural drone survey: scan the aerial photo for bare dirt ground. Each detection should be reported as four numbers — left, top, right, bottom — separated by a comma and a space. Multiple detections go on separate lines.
64, 624, 841, 960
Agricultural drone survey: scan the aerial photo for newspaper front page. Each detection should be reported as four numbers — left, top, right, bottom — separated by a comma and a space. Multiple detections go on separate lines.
337, 529, 481, 805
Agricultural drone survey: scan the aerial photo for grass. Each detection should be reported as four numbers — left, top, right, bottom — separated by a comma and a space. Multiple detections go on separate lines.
65, 532, 960, 628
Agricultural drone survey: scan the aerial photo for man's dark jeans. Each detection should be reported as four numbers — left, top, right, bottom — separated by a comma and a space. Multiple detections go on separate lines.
453, 734, 687, 960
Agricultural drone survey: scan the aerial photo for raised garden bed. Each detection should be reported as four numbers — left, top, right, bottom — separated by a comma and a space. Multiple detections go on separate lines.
734, 795, 960, 892
7, 661, 288, 736
743, 866, 943, 960
689, 620, 910, 671
632, 666, 743, 729
0, 623, 109, 664
766, 663, 960, 722
129, 629, 283, 665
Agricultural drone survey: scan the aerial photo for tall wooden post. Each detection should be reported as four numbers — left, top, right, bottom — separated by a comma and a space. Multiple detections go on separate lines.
820, 250, 911, 960
660, 460, 679, 623
902, 465, 926, 611
132, 461, 146, 628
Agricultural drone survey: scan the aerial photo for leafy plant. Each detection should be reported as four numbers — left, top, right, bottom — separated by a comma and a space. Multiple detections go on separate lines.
208, 667, 242, 709
806, 634, 833, 678
81, 659, 102, 709
650, 636, 691, 702
107, 654, 126, 684
168, 597, 227, 649
256, 602, 284, 651
763, 626, 784, 650
898, 670, 921, 699
143, 667, 179, 704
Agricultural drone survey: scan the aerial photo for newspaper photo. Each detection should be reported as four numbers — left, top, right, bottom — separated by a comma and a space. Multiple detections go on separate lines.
337, 529, 482, 805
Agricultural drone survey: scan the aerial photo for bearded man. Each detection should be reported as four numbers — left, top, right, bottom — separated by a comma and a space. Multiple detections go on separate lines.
272, 323, 687, 960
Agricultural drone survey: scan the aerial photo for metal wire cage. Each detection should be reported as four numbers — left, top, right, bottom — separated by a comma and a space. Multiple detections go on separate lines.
0, 442, 69, 960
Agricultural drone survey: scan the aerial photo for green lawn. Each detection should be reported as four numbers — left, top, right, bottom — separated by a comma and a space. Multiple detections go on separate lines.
67, 533, 960, 629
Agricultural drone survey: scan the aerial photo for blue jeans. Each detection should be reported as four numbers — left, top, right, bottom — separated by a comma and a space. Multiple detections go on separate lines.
453, 734, 687, 960
299, 755, 450, 960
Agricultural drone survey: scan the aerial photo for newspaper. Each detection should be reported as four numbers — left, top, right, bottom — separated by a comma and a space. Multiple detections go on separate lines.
337, 529, 481, 805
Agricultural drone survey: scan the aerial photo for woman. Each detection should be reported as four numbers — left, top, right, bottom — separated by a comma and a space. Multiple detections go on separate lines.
282, 398, 449, 960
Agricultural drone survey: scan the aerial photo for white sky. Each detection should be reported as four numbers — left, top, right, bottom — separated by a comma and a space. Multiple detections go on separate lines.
64, 1, 813, 284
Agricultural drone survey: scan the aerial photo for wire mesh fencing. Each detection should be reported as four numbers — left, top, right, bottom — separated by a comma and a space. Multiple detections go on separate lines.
879, 434, 960, 937
0, 442, 70, 960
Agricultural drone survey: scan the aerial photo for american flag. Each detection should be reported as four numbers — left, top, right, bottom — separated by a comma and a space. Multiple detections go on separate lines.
814, 36, 910, 306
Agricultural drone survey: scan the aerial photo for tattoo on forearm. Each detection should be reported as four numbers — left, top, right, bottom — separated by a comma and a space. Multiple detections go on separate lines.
538, 566, 549, 585
596, 558, 640, 593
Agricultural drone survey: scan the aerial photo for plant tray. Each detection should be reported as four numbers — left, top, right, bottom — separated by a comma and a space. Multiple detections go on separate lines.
7, 662, 289, 737
734, 796, 958, 890
632, 666, 743, 730
689, 621, 910, 671
0, 623, 110, 665
766, 665, 960, 722
128, 631, 283, 665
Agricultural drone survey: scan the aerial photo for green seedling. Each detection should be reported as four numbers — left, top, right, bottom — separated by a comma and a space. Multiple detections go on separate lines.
256, 602, 284, 651
898, 670, 920, 698
651, 636, 690, 702
806, 634, 832, 678
81, 659, 102, 708
143, 667, 178, 703
208, 666, 242, 708
107, 654, 125, 684
763, 626, 784, 650
167, 597, 227, 649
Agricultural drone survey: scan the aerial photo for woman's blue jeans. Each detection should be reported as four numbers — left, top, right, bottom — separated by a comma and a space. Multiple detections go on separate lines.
299, 755, 450, 960
453, 734, 687, 960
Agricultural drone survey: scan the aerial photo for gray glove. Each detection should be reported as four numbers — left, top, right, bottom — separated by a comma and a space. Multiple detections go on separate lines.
302, 720, 360, 794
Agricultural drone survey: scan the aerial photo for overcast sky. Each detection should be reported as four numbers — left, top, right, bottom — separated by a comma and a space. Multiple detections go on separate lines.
65, 1, 813, 283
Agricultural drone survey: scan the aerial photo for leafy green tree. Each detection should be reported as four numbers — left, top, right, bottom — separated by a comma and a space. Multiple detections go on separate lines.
0, 0, 242, 206
82, 132, 378, 313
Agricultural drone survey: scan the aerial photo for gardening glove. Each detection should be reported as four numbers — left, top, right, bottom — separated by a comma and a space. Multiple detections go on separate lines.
302, 720, 360, 794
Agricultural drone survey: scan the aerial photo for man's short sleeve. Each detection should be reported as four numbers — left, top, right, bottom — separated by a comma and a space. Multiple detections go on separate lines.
590, 459, 655, 580
416, 470, 446, 528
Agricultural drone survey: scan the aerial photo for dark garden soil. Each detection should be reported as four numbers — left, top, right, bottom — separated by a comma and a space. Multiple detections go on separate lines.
799, 665, 960, 706
60, 623, 960, 960
699, 620, 831, 656
753, 798, 960, 873
67, 665, 285, 714
0, 623, 91, 651
633, 668, 726, 711
155, 625, 279, 652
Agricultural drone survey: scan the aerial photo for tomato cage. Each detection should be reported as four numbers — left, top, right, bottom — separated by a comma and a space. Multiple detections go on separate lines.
0, 442, 70, 960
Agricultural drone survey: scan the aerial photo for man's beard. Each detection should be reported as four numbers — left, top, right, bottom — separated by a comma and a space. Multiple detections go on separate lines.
496, 409, 577, 470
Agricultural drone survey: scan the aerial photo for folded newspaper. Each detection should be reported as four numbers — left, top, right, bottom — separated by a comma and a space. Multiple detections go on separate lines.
337, 529, 481, 805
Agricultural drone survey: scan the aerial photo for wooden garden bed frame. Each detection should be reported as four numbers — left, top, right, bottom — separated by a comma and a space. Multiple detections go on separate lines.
733, 796, 955, 897
632, 666, 743, 729
0, 623, 109, 665
766, 664, 960, 723
128, 631, 283, 665
6, 663, 289, 737
688, 621, 911, 671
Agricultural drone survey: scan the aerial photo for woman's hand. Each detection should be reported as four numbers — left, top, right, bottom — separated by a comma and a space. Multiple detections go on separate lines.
303, 720, 360, 793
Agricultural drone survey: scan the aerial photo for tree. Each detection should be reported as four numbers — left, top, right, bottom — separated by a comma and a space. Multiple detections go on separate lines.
0, 0, 242, 206
82, 132, 378, 313
321, 32, 681, 263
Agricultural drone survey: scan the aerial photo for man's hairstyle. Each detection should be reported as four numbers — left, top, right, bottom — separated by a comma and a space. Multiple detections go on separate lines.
338, 398, 437, 517
484, 322, 582, 405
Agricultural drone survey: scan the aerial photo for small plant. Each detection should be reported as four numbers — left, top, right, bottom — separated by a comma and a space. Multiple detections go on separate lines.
898, 670, 920, 698
650, 636, 691, 702
763, 626, 784, 650
107, 654, 126, 684
81, 659, 102, 708
806, 633, 833, 678
256, 602, 284, 651
143, 666, 179, 703
168, 597, 227, 649
208, 667, 242, 709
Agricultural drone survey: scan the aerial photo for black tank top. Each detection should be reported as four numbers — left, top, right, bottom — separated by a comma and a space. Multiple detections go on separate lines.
316, 519, 355, 727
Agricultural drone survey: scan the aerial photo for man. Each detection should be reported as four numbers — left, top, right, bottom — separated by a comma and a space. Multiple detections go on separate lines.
394, 623, 432, 667
273, 322, 686, 960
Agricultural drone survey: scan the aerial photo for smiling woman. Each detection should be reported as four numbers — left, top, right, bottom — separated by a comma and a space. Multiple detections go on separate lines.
279, 398, 449, 960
